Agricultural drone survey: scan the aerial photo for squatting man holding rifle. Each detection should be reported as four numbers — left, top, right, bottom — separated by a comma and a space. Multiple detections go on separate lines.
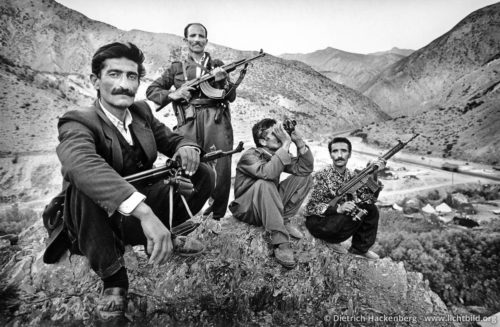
305, 137, 386, 260
44, 42, 215, 320
229, 119, 314, 268
147, 22, 238, 221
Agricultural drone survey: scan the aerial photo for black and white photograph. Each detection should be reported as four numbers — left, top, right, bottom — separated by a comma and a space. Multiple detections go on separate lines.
1, 0, 499, 325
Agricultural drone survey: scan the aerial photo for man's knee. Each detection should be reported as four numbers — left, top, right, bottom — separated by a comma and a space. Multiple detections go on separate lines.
362, 204, 380, 223
254, 179, 279, 194
253, 180, 283, 212
297, 174, 313, 191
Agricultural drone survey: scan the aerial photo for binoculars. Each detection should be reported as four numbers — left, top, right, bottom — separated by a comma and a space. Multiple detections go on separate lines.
283, 119, 297, 135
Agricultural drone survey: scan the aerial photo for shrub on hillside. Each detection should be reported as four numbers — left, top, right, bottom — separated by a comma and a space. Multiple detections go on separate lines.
0, 204, 37, 236
375, 210, 500, 312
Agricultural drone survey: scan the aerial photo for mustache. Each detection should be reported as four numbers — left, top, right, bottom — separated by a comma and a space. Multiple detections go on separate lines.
111, 88, 135, 97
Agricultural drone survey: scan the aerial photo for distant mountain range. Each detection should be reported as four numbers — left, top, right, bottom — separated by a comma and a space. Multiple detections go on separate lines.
0, 0, 498, 165
281, 47, 413, 90
361, 3, 500, 117
281, 3, 500, 165
357, 2, 500, 164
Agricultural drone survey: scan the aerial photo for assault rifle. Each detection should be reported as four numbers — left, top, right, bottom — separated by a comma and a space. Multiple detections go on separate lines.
328, 134, 419, 220
194, 49, 265, 100
125, 141, 244, 184
159, 49, 266, 113
125, 141, 244, 236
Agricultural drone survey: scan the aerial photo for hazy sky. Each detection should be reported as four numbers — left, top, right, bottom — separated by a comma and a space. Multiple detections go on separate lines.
57, 0, 498, 55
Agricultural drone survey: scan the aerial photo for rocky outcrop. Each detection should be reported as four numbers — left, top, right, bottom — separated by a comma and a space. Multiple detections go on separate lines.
1, 216, 453, 326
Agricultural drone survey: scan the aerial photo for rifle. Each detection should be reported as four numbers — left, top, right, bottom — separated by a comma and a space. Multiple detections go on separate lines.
125, 141, 244, 184
328, 134, 419, 220
125, 141, 244, 236
160, 50, 266, 113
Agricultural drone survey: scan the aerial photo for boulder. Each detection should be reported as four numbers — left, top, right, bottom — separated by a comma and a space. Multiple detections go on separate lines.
0, 217, 454, 326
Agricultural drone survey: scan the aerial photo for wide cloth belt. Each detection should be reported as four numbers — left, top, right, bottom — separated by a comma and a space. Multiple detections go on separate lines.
188, 98, 224, 107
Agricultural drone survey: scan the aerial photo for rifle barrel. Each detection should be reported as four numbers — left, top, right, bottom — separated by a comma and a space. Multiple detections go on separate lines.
334, 134, 418, 198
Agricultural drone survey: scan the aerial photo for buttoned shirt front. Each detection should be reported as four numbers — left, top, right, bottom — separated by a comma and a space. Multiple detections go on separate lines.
194, 53, 208, 78
99, 101, 146, 215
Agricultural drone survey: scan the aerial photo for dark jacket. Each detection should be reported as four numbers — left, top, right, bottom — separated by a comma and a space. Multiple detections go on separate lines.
56, 100, 198, 217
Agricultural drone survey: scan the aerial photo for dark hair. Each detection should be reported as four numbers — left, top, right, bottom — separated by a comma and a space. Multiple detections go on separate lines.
328, 137, 352, 153
252, 118, 277, 147
91, 42, 146, 78
184, 23, 208, 38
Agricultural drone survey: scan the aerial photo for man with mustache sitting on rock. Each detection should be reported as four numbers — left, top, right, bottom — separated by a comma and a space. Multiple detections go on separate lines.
147, 22, 237, 223
47, 42, 215, 321
304, 137, 385, 260
229, 118, 314, 268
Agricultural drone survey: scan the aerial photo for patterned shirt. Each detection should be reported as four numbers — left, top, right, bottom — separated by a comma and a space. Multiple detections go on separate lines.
305, 164, 381, 217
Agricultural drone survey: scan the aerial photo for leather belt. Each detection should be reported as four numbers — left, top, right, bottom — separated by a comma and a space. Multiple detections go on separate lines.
189, 98, 223, 107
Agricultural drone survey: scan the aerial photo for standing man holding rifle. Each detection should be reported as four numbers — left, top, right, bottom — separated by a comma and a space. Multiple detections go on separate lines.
146, 22, 263, 221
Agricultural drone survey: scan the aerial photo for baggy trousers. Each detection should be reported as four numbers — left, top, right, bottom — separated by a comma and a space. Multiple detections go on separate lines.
305, 203, 379, 253
229, 175, 313, 245
178, 107, 233, 219
64, 163, 214, 279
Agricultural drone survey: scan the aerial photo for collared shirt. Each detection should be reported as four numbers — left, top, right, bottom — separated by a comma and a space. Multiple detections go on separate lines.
100, 100, 134, 145
305, 164, 381, 217
193, 53, 208, 78
98, 100, 146, 216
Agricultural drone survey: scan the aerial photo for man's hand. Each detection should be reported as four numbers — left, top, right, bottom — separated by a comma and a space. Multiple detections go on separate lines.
273, 123, 292, 148
211, 67, 228, 82
168, 84, 195, 102
132, 202, 172, 266
290, 128, 307, 154
372, 158, 386, 172
172, 146, 200, 176
337, 201, 356, 214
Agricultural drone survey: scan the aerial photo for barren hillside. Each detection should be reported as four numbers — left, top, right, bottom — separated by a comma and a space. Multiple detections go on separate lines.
361, 2, 500, 117
0, 0, 387, 147
280, 47, 411, 90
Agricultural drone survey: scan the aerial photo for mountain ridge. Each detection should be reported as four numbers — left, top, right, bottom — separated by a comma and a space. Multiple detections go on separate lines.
361, 2, 500, 116
0, 0, 387, 155
280, 47, 412, 90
